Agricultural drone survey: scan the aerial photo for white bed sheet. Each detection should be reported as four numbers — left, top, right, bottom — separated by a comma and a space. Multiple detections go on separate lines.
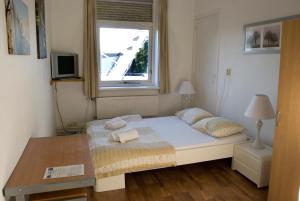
87, 116, 248, 151
143, 116, 248, 150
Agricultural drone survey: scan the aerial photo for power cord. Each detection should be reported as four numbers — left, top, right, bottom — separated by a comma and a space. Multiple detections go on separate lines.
54, 82, 78, 135
93, 98, 97, 120
216, 72, 231, 115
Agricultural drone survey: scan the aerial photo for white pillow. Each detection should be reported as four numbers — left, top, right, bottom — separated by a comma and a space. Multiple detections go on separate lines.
176, 108, 213, 125
192, 117, 245, 137
175, 108, 188, 118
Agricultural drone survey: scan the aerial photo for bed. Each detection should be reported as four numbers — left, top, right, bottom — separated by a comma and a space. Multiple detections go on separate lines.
87, 116, 248, 192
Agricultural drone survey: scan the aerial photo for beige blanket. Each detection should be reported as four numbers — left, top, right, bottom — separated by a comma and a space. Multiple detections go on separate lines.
88, 127, 176, 178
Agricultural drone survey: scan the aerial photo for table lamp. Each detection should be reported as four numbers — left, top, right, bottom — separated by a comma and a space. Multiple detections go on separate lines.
179, 81, 196, 108
245, 94, 275, 149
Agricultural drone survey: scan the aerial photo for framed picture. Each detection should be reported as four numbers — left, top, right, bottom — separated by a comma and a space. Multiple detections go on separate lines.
5, 0, 30, 55
262, 23, 281, 49
244, 22, 282, 54
243, 15, 300, 54
35, 0, 47, 59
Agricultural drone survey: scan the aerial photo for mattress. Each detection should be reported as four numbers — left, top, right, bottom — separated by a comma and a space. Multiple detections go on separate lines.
87, 116, 248, 151
144, 116, 248, 150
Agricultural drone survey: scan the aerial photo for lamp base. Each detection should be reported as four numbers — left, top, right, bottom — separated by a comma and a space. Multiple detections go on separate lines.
251, 119, 265, 150
251, 139, 265, 149
181, 95, 193, 109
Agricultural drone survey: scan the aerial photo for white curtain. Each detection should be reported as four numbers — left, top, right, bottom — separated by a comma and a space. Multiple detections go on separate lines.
83, 0, 99, 99
159, 0, 170, 94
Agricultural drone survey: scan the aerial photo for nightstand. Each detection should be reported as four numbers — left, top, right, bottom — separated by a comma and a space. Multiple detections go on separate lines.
232, 141, 272, 188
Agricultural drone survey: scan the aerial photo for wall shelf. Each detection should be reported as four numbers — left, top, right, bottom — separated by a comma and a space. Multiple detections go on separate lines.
50, 78, 84, 85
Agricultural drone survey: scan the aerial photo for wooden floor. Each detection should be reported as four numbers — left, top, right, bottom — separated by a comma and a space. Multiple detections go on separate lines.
91, 159, 268, 201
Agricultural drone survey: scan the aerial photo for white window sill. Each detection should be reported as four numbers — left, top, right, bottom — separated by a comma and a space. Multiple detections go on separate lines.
99, 86, 159, 97
100, 86, 159, 90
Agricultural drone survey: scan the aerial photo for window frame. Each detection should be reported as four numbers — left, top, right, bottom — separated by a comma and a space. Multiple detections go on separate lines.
97, 20, 157, 88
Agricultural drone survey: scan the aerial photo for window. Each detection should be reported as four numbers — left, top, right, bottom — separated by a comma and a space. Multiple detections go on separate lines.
99, 24, 152, 84
96, 0, 158, 88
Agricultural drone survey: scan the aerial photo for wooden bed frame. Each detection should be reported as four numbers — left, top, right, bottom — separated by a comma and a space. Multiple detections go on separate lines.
94, 142, 238, 192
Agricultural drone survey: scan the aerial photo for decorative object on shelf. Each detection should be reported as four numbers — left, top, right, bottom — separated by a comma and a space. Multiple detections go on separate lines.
35, 0, 47, 59
5, 0, 30, 55
243, 14, 300, 54
245, 94, 275, 149
179, 81, 196, 109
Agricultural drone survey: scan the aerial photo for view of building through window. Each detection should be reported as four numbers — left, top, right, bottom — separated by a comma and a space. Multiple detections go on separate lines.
99, 28, 150, 82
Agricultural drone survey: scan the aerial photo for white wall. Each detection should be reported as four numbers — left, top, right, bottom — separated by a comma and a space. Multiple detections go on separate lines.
194, 0, 300, 145
49, 0, 195, 128
0, 1, 55, 200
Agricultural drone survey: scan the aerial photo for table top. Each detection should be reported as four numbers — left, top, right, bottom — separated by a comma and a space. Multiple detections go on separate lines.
4, 135, 95, 197
237, 141, 272, 158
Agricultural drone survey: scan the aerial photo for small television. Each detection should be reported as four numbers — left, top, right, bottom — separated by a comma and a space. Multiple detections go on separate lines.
51, 52, 79, 79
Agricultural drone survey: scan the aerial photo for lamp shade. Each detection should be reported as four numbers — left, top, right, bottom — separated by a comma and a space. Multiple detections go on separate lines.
245, 94, 275, 120
179, 81, 196, 95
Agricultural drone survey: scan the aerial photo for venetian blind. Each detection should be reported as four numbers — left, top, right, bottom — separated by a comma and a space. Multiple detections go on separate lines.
96, 0, 153, 22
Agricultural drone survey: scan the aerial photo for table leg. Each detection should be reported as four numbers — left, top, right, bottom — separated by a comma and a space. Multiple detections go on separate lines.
16, 195, 26, 201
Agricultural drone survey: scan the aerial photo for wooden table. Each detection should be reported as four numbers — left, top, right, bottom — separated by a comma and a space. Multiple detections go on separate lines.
3, 135, 95, 201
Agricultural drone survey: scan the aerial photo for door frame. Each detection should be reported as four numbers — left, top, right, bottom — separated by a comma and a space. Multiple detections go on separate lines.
192, 9, 221, 115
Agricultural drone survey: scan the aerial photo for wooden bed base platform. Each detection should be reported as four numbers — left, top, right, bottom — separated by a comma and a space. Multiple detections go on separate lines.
94, 143, 236, 192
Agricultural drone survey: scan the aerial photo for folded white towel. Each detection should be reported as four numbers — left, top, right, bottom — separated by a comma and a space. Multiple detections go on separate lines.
105, 117, 127, 130
119, 114, 143, 122
111, 129, 140, 143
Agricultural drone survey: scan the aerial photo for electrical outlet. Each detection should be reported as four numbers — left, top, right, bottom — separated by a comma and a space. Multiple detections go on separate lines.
226, 68, 232, 76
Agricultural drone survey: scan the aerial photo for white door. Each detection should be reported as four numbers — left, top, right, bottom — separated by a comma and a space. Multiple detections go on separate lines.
193, 13, 220, 114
